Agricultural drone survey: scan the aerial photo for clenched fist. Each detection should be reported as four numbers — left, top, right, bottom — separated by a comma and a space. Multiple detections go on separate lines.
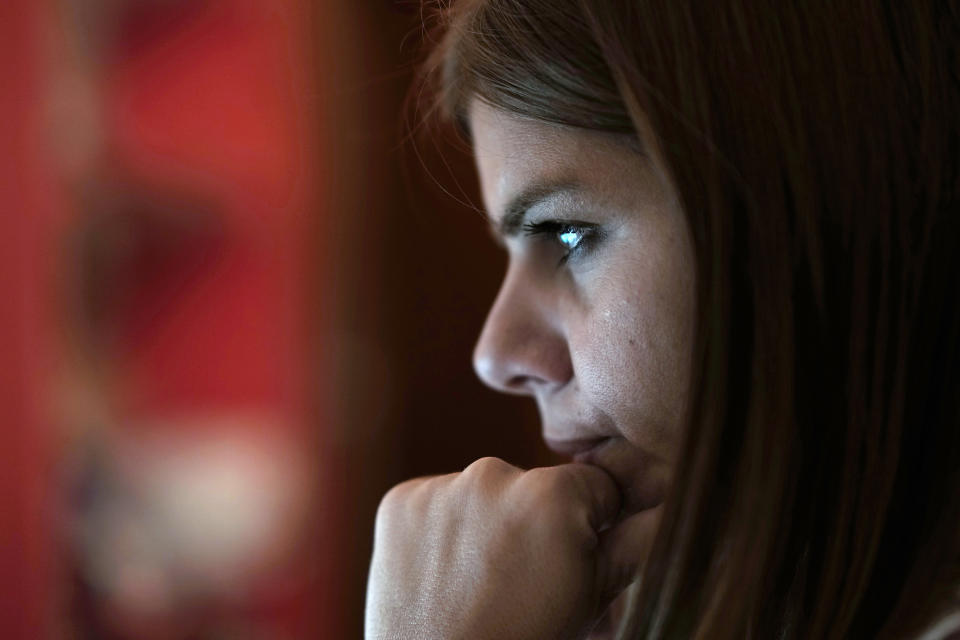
365, 457, 661, 639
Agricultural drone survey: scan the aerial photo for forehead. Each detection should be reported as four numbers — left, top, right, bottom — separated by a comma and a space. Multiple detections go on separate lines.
468, 100, 653, 222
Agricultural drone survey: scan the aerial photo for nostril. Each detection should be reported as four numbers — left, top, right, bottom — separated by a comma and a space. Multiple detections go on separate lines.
504, 372, 544, 394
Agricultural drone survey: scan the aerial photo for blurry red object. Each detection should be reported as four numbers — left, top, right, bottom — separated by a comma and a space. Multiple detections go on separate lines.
1, 0, 337, 637
0, 1, 59, 637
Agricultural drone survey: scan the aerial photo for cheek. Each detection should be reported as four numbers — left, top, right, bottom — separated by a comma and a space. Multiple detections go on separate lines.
571, 268, 693, 460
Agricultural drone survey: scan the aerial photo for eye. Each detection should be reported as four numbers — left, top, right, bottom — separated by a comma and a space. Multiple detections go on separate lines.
522, 220, 598, 266
558, 228, 585, 251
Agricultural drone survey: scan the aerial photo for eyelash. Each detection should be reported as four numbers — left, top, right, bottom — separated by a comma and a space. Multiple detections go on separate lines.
521, 220, 598, 266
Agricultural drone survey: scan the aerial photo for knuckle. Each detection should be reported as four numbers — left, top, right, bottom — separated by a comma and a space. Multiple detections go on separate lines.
517, 466, 552, 492
516, 467, 569, 511
382, 476, 419, 503
513, 466, 600, 536
462, 456, 512, 482
374, 485, 405, 526
522, 466, 575, 496
376, 477, 431, 525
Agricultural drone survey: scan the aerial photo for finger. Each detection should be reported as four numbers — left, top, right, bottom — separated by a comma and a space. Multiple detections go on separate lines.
595, 503, 663, 599
562, 462, 623, 533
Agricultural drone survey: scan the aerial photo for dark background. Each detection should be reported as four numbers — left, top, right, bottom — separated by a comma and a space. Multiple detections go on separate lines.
317, 3, 554, 634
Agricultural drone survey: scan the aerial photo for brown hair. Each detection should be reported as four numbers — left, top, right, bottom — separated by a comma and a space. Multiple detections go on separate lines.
422, 1, 960, 638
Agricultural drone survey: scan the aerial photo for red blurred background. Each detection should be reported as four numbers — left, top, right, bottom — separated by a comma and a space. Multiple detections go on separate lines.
1, 1, 553, 637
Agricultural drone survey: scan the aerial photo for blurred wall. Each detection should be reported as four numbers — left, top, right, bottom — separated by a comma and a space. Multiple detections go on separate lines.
5, 0, 331, 637
1, 1, 556, 638
1, 2, 58, 636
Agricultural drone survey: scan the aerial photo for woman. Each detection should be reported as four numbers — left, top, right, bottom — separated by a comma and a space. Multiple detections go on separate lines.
366, 1, 960, 638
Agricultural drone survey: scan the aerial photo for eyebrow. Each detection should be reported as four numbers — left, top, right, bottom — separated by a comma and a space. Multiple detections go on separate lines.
495, 181, 582, 237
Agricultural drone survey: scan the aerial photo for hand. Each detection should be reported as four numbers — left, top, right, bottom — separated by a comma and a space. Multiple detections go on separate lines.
364, 457, 661, 639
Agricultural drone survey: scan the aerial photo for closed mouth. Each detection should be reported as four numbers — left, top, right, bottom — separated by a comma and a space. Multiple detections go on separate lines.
543, 435, 612, 458
570, 437, 664, 517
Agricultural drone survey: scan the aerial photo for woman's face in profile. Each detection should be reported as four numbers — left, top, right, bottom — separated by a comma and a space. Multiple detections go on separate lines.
470, 101, 696, 515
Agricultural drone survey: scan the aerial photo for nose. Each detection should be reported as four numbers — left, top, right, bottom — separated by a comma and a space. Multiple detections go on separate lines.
472, 261, 573, 395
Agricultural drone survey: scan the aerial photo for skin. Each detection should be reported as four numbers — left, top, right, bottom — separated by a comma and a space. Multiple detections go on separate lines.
365, 101, 696, 639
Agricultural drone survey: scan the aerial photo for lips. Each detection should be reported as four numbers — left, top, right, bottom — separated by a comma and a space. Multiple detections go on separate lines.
545, 435, 664, 518
543, 436, 611, 457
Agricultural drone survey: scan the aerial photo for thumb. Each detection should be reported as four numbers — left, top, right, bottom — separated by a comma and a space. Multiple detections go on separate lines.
594, 503, 663, 600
